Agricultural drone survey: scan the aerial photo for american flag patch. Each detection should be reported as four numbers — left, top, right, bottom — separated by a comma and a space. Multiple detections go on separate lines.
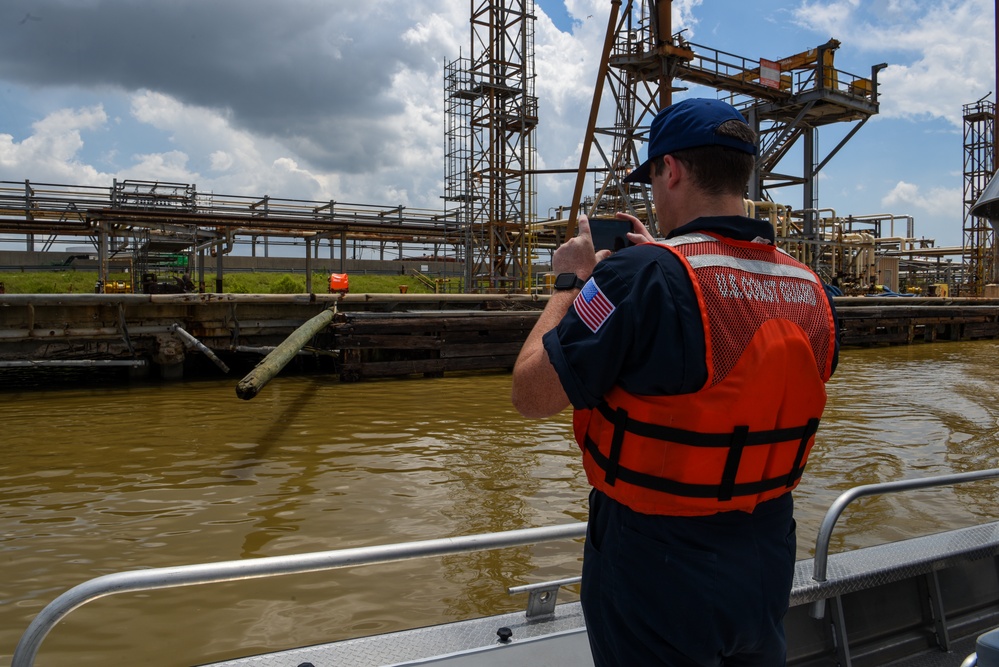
574, 278, 616, 333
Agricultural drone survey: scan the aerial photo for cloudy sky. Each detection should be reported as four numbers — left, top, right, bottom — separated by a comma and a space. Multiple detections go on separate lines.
0, 0, 993, 248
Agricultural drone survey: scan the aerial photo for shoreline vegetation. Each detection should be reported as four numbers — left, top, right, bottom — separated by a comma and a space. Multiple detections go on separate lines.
0, 271, 437, 295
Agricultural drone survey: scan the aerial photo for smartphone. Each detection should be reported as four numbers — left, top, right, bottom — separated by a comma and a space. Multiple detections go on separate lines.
587, 217, 633, 252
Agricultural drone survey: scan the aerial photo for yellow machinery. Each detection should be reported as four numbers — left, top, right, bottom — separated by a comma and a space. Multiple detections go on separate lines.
737, 39, 845, 91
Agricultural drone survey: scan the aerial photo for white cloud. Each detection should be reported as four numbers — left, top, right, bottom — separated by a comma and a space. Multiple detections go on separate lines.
792, 0, 859, 34
882, 180, 961, 217
127, 150, 194, 183
0, 105, 110, 184
535, 17, 593, 121
792, 0, 993, 128
672, 0, 704, 34
122, 90, 350, 200
402, 8, 465, 56
209, 151, 233, 172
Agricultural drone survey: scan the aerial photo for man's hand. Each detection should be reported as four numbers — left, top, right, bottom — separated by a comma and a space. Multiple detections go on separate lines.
618, 212, 656, 245
512, 215, 608, 418
553, 215, 611, 280
512, 213, 641, 418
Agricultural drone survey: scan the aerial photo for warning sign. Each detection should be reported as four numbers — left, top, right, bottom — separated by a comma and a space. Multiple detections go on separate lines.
759, 58, 780, 89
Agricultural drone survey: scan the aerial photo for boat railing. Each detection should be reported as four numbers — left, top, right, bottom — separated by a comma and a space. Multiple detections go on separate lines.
810, 467, 999, 619
11, 522, 586, 667
15, 468, 999, 666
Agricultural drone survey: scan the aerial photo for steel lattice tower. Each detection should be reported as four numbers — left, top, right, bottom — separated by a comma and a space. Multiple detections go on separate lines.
445, 0, 538, 292
572, 0, 883, 272
569, 0, 675, 234
962, 99, 997, 295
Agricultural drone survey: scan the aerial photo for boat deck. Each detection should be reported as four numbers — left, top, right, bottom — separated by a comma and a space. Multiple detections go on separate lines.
200, 605, 983, 667
202, 522, 999, 667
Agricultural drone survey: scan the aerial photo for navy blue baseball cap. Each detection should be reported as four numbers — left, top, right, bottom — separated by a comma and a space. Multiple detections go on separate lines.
623, 98, 757, 184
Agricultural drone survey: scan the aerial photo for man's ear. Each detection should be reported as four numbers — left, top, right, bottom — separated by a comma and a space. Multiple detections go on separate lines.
660, 155, 682, 188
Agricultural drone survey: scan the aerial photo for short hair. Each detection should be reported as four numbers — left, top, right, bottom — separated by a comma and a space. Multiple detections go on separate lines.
650, 119, 757, 196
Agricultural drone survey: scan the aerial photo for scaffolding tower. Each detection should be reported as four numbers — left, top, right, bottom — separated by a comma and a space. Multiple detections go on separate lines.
570, 0, 674, 233
573, 0, 885, 272
962, 98, 997, 295
445, 0, 539, 292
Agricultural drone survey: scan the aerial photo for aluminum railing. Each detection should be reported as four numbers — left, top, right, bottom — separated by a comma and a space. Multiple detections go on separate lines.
11, 521, 586, 667
810, 467, 999, 618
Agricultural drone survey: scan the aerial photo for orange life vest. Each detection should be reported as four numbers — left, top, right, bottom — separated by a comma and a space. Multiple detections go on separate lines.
574, 232, 836, 517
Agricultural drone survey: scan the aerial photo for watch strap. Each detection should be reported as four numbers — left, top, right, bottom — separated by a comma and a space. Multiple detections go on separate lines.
554, 273, 587, 290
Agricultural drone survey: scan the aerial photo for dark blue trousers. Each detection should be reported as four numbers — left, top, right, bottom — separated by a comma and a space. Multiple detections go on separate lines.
580, 489, 796, 666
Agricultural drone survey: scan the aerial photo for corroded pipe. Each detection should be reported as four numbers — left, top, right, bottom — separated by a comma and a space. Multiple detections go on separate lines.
235, 307, 335, 400
169, 324, 230, 374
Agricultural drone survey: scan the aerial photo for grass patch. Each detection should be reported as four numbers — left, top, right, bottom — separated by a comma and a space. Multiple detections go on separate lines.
0, 271, 447, 295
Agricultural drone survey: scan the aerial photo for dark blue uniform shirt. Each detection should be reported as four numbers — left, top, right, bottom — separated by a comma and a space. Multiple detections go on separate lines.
543, 215, 839, 410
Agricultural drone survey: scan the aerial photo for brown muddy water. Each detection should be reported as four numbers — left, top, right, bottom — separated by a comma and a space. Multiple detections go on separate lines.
3, 341, 999, 666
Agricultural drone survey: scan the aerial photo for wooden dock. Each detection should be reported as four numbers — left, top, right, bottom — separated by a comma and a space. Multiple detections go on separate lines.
0, 292, 544, 381
834, 298, 999, 346
1, 294, 998, 383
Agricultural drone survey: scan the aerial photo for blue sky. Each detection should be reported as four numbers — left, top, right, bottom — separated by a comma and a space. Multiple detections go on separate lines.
0, 0, 993, 249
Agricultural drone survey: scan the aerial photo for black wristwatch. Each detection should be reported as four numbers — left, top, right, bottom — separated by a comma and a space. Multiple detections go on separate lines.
553, 273, 586, 291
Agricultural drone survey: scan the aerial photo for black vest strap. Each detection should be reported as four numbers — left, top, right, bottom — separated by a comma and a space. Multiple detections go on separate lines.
786, 417, 819, 488
584, 435, 798, 499
595, 402, 816, 448
604, 407, 629, 487
585, 403, 820, 500
718, 426, 749, 501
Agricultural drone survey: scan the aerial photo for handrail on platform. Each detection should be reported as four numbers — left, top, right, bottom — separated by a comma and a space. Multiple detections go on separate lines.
11, 522, 586, 667
810, 467, 999, 619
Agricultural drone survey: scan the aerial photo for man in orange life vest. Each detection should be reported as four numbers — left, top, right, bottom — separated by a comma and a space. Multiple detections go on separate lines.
511, 98, 838, 666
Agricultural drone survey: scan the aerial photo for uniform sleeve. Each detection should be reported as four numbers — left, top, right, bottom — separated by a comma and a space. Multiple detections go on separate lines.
543, 244, 708, 409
